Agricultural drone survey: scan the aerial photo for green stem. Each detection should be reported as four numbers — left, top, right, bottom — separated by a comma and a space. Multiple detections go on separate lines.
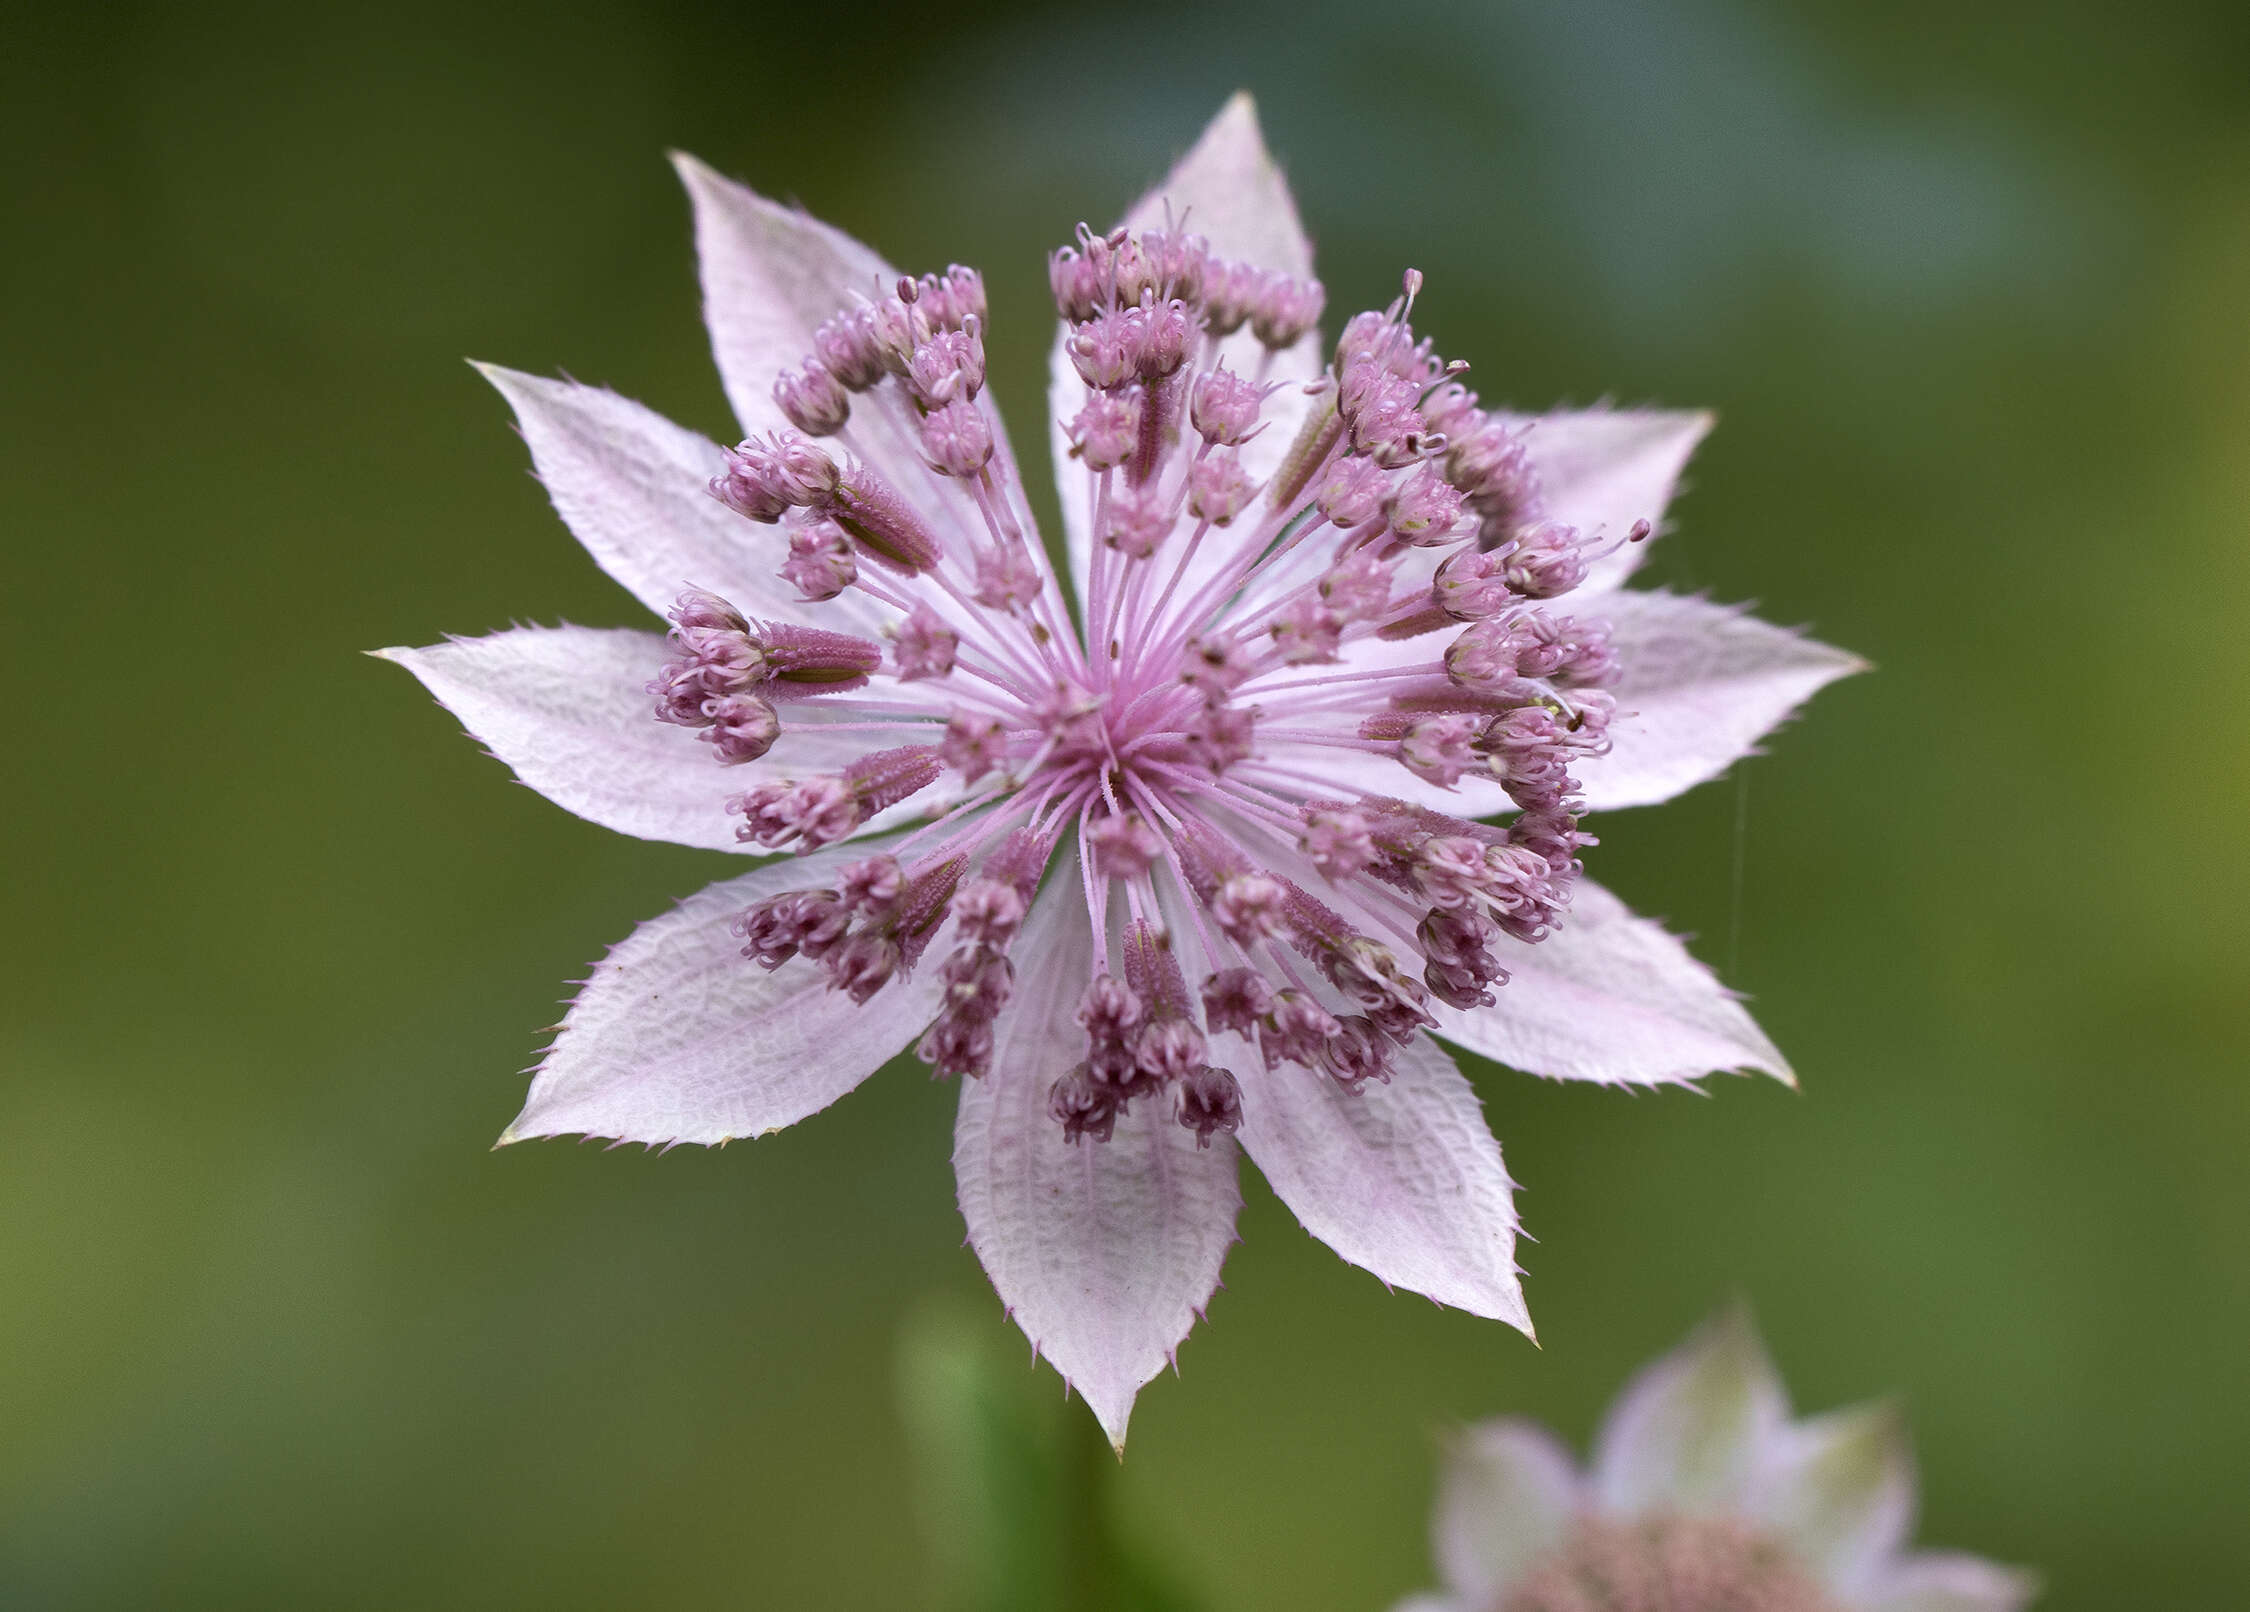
1060, 1403, 1117, 1612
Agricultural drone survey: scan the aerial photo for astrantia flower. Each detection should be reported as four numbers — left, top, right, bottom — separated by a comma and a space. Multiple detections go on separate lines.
382, 96, 1860, 1447
1395, 1307, 2037, 1612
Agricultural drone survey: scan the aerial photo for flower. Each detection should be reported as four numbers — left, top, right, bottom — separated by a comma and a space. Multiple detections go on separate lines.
1395, 1307, 2037, 1612
379, 95, 1862, 1449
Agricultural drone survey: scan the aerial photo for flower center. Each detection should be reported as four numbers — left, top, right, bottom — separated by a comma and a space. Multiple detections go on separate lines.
1501, 1515, 1843, 1612
662, 216, 1634, 1145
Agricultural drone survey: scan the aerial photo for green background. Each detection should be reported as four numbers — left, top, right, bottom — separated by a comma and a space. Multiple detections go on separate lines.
5, 1, 2245, 1606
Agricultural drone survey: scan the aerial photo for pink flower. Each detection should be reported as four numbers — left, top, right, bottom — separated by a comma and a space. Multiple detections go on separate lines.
1396, 1307, 2038, 1612
380, 95, 1862, 1450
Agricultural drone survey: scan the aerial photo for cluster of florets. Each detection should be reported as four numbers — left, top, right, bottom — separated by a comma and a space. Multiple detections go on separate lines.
711, 427, 946, 580
777, 264, 989, 435
734, 851, 963, 1004
648, 589, 883, 763
722, 260, 1078, 659
1362, 682, 1614, 803
1050, 222, 1330, 782
916, 828, 1048, 1080
729, 745, 943, 852
1230, 271, 1645, 676
678, 217, 1642, 1145
711, 273, 1002, 576
1299, 793, 1590, 1009
1054, 220, 1316, 492
1049, 919, 1244, 1147
1168, 825, 1434, 1090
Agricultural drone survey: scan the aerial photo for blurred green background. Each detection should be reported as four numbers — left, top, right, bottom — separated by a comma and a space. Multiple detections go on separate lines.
5, 0, 2246, 1606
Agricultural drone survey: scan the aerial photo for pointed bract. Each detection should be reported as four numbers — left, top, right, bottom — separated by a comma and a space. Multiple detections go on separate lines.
1433, 881, 1794, 1087
1123, 91, 1314, 278
475, 366, 886, 634
1232, 1035, 1531, 1331
508, 844, 951, 1145
1751, 1401, 1918, 1594
1592, 1303, 1789, 1515
672, 153, 899, 443
1871, 1553, 2041, 1612
378, 627, 962, 852
1575, 590, 1867, 809
377, 626, 744, 852
1432, 1420, 1582, 1604
1515, 408, 1715, 594
953, 884, 1240, 1449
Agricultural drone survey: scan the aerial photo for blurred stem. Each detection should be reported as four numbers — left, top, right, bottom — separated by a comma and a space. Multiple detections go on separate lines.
1062, 1402, 1117, 1612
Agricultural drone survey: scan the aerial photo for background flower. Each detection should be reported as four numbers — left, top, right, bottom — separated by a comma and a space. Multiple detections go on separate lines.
3, 2, 2242, 1607
1398, 1306, 2037, 1612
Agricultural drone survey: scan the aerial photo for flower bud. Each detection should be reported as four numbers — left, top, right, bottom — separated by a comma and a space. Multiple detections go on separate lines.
891, 605, 959, 682
773, 360, 850, 435
1071, 389, 1143, 472
1187, 452, 1256, 525
1316, 456, 1391, 528
701, 692, 781, 764
1386, 465, 1466, 545
1176, 1067, 1243, 1146
1049, 245, 1105, 321
1190, 365, 1266, 447
813, 305, 887, 390
920, 397, 994, 477
1250, 272, 1325, 348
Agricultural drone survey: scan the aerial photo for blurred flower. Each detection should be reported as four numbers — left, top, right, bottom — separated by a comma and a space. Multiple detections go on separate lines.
381, 95, 1859, 1447
1396, 1307, 2037, 1612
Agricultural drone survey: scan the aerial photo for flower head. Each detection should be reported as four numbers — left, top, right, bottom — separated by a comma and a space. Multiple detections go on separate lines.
380, 96, 1862, 1449
1397, 1307, 2037, 1612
